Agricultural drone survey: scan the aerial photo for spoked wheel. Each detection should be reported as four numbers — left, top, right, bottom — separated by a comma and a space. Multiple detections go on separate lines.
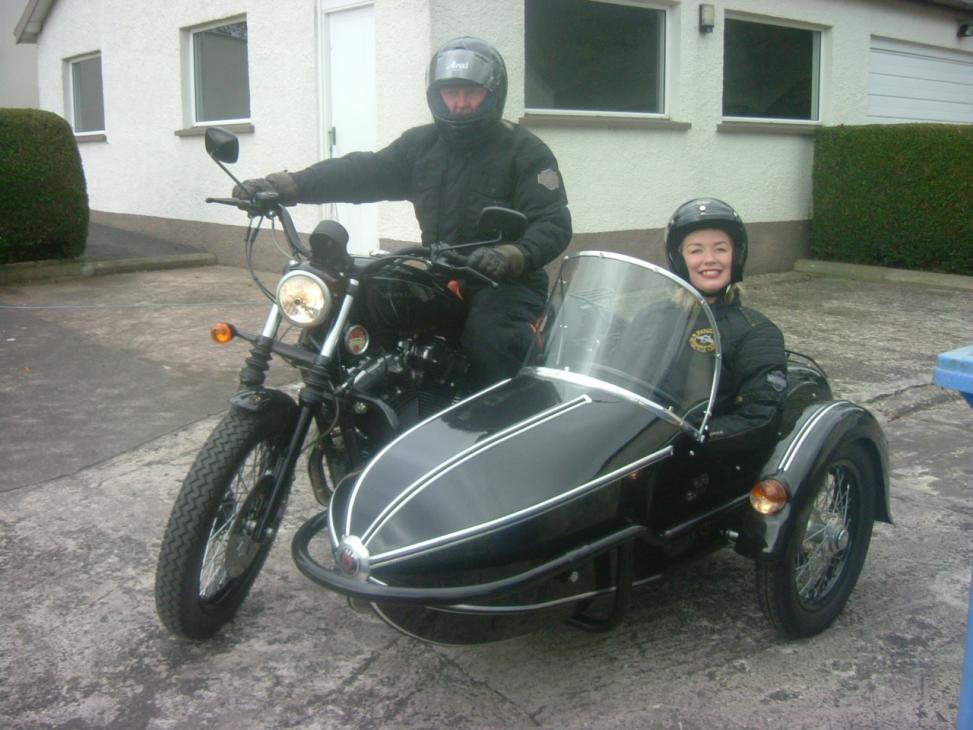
155, 407, 294, 640
756, 441, 876, 638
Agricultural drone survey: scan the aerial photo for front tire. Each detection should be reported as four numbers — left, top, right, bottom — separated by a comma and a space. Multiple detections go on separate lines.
155, 407, 294, 639
756, 441, 876, 638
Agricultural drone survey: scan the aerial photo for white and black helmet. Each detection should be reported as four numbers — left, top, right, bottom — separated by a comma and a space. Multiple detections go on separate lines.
426, 37, 507, 142
665, 198, 749, 284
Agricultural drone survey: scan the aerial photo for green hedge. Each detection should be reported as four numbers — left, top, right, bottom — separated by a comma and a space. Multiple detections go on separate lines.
0, 109, 89, 264
811, 124, 973, 276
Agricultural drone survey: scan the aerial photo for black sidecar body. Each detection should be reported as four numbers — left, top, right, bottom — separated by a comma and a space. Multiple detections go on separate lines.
293, 252, 890, 644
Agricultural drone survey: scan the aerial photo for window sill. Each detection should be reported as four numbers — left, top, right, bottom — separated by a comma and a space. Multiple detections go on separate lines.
519, 113, 691, 131
75, 133, 107, 144
174, 122, 255, 137
717, 120, 818, 136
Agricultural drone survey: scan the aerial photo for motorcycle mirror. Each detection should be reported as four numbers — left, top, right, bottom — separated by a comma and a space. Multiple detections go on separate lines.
205, 127, 240, 164
477, 207, 527, 242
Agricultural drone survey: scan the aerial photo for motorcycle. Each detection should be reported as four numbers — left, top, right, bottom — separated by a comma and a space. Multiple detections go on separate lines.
156, 127, 891, 645
154, 127, 522, 639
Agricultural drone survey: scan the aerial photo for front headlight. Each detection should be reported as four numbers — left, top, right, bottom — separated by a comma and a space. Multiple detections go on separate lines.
276, 271, 333, 327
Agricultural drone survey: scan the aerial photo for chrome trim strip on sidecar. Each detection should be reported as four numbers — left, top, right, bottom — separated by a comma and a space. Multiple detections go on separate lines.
336, 378, 510, 547
359, 394, 594, 545
778, 401, 843, 472
528, 366, 683, 428
367, 444, 673, 568
438, 574, 662, 614
551, 251, 722, 441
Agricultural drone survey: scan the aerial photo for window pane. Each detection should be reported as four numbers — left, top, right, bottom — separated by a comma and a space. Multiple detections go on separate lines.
526, 0, 664, 113
72, 55, 105, 133
723, 19, 818, 120
194, 21, 250, 122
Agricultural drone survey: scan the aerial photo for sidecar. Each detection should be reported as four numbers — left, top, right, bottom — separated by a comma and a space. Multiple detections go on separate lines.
293, 252, 890, 644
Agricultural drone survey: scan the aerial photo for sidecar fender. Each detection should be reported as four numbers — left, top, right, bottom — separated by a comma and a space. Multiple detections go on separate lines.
734, 400, 891, 562
229, 387, 298, 419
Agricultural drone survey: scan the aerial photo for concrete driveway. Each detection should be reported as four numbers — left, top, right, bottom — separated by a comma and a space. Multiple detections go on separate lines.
1, 265, 971, 729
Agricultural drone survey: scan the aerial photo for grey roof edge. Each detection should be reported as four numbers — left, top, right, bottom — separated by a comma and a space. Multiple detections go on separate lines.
12, 0, 971, 45
14, 0, 57, 44
912, 0, 973, 13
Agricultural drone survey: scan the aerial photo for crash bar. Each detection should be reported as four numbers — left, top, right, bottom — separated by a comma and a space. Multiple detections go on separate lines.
291, 512, 646, 606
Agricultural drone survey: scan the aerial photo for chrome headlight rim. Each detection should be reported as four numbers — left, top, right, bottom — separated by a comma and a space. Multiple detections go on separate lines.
276, 270, 333, 328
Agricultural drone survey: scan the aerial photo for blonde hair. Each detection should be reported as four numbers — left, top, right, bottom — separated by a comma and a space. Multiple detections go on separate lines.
719, 283, 743, 304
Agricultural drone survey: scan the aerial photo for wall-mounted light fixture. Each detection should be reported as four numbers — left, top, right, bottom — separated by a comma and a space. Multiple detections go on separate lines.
959, 22, 973, 37
699, 4, 716, 34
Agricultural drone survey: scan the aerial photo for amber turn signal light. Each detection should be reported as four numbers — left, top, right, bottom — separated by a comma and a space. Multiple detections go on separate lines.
750, 479, 788, 515
210, 322, 235, 344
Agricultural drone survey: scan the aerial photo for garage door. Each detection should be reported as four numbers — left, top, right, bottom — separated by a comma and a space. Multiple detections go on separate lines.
868, 36, 973, 123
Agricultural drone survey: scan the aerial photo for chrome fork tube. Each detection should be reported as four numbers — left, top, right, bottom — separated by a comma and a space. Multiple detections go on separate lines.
261, 304, 282, 339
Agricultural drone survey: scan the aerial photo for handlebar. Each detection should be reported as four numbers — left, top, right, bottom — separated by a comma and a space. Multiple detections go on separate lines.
205, 196, 253, 210
360, 243, 498, 288
208, 188, 498, 286
207, 193, 312, 259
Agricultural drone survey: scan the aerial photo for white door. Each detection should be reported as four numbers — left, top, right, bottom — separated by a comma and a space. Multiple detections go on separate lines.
320, 1, 378, 254
868, 37, 973, 123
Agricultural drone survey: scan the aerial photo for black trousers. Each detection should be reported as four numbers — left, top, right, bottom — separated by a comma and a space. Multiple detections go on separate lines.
461, 271, 548, 388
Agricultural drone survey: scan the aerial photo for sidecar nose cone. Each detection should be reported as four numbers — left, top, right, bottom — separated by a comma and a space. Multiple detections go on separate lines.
336, 535, 370, 581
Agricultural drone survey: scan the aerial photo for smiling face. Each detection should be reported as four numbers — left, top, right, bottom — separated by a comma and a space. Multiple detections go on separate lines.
680, 228, 733, 302
439, 84, 488, 115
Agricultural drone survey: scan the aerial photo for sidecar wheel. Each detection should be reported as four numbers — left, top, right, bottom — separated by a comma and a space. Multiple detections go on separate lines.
155, 407, 293, 640
755, 441, 875, 639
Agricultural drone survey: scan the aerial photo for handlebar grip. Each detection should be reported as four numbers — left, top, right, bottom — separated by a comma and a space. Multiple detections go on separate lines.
206, 196, 250, 207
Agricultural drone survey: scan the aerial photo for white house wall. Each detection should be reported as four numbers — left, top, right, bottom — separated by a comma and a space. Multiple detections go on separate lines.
29, 0, 973, 269
426, 0, 969, 238
374, 0, 431, 244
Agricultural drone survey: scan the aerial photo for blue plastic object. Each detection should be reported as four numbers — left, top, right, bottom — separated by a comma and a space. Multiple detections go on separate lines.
932, 345, 973, 730
933, 345, 973, 408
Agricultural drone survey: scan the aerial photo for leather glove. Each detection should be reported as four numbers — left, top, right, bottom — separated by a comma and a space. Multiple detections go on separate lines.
231, 171, 299, 205
467, 244, 526, 280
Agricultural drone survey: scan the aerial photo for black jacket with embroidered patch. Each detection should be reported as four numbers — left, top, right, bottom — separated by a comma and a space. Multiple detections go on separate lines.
289, 121, 572, 279
704, 300, 787, 454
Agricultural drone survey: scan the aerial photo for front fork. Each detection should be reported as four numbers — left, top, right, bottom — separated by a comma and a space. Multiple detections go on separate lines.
243, 281, 361, 539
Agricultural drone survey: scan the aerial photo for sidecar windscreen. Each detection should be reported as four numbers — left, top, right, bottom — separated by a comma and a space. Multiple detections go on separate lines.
532, 252, 720, 423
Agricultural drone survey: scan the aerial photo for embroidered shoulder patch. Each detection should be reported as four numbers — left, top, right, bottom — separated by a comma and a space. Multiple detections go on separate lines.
537, 168, 560, 191
689, 328, 716, 353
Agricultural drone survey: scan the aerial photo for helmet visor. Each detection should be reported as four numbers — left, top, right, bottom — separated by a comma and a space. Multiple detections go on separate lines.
430, 49, 501, 91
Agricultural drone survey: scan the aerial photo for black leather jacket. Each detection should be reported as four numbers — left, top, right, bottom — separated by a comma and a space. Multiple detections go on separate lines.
705, 300, 787, 454
289, 120, 572, 279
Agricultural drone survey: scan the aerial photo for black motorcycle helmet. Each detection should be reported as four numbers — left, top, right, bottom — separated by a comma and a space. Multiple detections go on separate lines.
426, 37, 507, 143
664, 198, 749, 285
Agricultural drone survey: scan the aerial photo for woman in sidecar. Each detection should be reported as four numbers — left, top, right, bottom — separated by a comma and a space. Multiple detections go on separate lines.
292, 201, 890, 646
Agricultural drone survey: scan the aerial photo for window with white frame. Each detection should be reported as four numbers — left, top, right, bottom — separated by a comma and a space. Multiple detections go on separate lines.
722, 17, 820, 121
68, 53, 105, 133
525, 0, 666, 115
191, 18, 250, 123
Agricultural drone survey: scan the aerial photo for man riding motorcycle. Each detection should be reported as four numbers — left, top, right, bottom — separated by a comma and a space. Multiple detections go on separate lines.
233, 37, 572, 387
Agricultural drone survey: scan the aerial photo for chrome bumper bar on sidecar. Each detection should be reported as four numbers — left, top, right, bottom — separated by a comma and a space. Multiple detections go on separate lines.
291, 511, 647, 606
